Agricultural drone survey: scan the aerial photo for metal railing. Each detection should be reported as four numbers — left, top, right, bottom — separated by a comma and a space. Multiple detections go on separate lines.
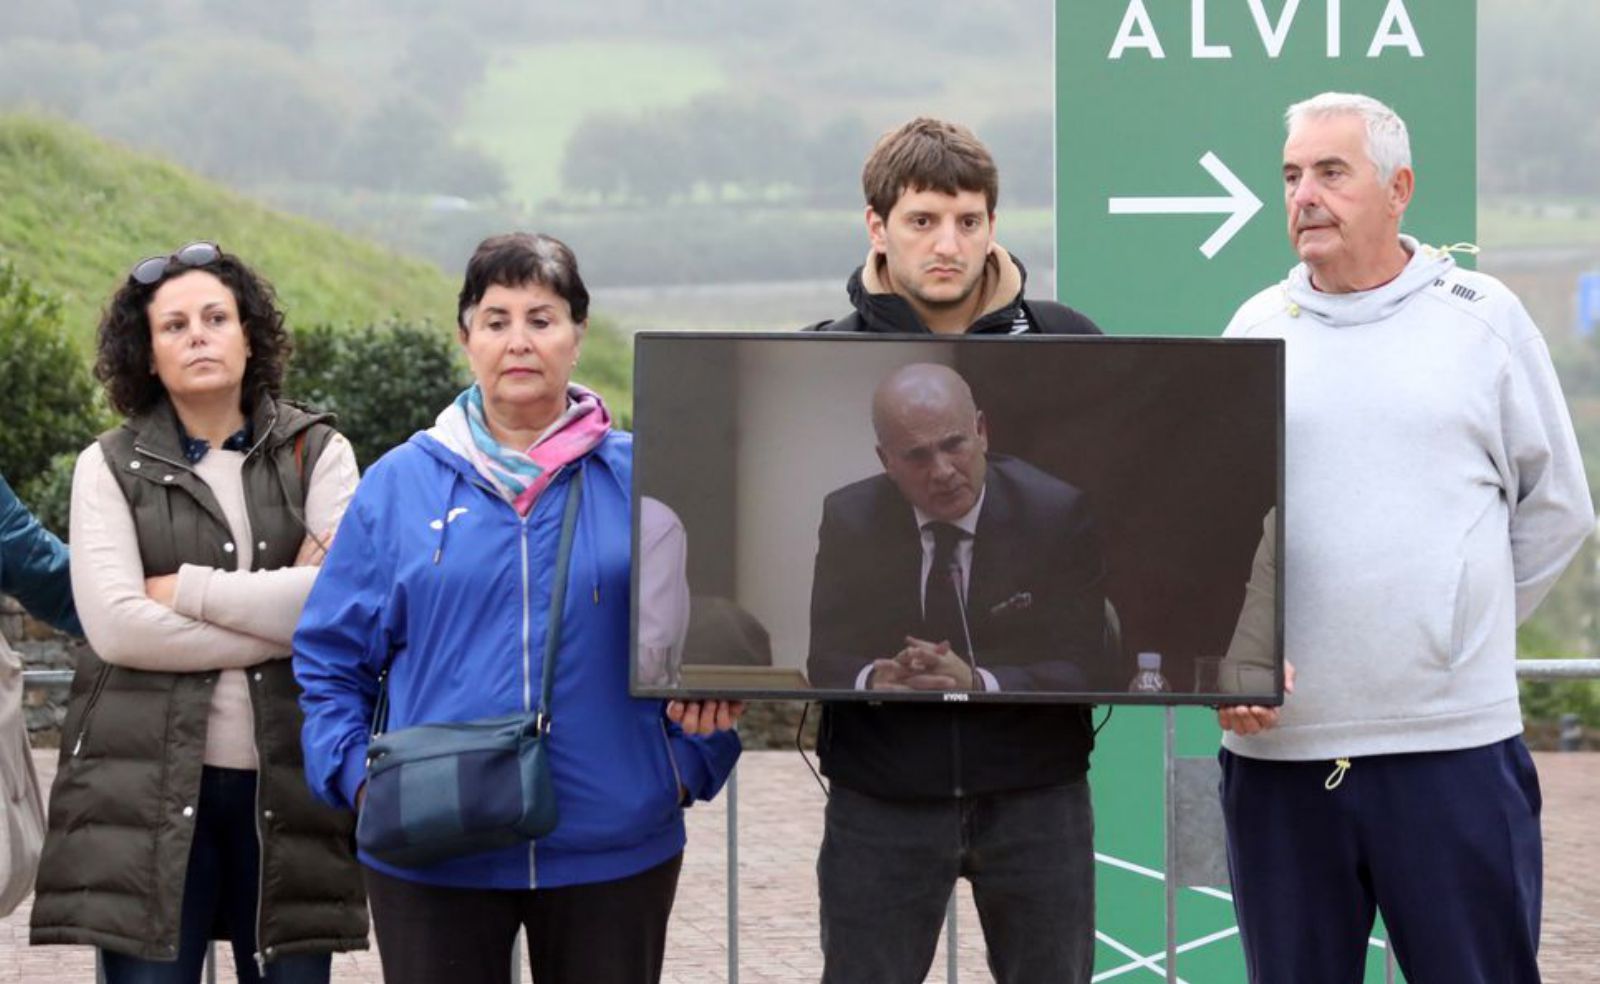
23, 658, 1600, 983
713, 658, 1600, 984
20, 669, 72, 687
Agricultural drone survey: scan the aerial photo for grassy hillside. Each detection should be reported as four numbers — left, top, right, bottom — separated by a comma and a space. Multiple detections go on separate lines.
0, 114, 631, 411
0, 115, 458, 343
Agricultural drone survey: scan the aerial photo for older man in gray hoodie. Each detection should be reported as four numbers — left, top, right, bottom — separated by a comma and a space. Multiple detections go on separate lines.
1217, 92, 1593, 984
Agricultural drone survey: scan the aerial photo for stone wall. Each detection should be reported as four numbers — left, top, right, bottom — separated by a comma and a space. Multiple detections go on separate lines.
738, 700, 821, 751
5, 590, 828, 752
2, 594, 82, 745
12, 590, 1592, 752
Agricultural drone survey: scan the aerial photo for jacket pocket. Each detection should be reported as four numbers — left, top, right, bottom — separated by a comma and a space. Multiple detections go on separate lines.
66, 663, 113, 758
1442, 501, 1510, 669
1447, 555, 1469, 664
658, 719, 686, 803
636, 708, 683, 819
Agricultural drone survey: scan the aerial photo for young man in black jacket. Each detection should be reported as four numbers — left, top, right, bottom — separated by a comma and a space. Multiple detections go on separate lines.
806, 118, 1101, 984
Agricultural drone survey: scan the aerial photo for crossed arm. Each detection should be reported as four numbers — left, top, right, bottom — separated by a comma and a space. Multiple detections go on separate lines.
70, 437, 358, 671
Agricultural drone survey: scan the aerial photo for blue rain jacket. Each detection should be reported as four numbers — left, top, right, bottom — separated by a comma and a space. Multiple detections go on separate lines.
0, 473, 80, 635
294, 430, 739, 889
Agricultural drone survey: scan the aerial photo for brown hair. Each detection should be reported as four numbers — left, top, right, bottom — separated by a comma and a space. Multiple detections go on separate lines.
861, 118, 999, 220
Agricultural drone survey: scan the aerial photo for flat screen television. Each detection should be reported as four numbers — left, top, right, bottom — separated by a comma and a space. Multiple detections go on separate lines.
630, 333, 1283, 706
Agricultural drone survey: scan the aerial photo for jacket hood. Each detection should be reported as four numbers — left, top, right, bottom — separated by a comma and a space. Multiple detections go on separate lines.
406, 428, 483, 483
407, 387, 619, 564
421, 384, 609, 473
847, 244, 1031, 334
1284, 235, 1455, 327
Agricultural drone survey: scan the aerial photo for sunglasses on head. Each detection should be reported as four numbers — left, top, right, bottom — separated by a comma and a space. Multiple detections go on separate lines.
129, 241, 221, 286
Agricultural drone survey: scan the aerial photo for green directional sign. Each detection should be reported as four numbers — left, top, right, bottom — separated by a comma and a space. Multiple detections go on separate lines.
1058, 3, 1475, 981
1058, 0, 1476, 336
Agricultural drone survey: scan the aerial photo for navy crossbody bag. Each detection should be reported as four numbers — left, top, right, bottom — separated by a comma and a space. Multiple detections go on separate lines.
356, 470, 583, 868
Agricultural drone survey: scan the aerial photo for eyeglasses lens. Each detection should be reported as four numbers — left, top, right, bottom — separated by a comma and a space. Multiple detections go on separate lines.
174, 242, 220, 267
129, 241, 220, 285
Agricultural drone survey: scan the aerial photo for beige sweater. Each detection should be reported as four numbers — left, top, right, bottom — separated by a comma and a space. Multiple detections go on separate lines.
70, 434, 358, 769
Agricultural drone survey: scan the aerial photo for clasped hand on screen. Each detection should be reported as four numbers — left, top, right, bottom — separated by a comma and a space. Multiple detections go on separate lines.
868, 635, 975, 691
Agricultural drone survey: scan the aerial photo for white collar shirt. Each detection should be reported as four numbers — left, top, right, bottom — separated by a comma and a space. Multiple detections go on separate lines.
853, 485, 998, 691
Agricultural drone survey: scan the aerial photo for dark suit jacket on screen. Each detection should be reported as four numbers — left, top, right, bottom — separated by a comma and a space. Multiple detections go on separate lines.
806, 455, 1109, 797
808, 454, 1107, 694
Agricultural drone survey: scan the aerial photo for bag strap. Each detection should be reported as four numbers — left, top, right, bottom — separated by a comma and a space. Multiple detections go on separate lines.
534, 467, 583, 733
370, 467, 586, 739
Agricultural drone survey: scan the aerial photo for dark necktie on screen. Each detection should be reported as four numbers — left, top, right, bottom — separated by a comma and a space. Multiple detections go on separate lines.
923, 521, 969, 658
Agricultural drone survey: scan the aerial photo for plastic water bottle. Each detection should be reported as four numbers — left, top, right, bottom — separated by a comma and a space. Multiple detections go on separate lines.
1129, 651, 1171, 693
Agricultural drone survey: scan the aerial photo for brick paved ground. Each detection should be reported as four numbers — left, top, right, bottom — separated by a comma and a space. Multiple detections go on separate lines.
3, 750, 1595, 982
1535, 753, 1600, 984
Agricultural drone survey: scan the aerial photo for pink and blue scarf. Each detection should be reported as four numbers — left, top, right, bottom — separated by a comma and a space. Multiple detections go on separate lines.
440, 384, 612, 517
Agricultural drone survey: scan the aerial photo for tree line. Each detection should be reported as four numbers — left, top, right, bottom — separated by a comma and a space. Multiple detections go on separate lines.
0, 2, 504, 198
559, 98, 1054, 208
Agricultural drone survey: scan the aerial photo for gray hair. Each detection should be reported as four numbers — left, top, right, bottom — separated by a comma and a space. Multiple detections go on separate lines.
1285, 92, 1411, 182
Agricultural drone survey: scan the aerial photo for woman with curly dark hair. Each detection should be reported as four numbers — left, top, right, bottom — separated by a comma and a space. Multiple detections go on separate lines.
29, 243, 368, 983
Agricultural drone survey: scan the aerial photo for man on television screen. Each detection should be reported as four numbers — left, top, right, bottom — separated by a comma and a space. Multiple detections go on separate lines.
807, 363, 1105, 695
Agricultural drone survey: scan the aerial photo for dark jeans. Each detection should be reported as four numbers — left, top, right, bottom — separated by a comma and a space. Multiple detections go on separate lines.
1221, 738, 1544, 984
101, 767, 330, 984
364, 853, 684, 984
817, 779, 1095, 984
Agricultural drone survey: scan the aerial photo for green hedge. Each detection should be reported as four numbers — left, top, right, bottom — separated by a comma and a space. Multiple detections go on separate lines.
284, 320, 472, 470
0, 260, 106, 533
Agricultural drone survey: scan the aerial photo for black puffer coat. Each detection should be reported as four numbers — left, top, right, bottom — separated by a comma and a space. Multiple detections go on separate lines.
30, 397, 367, 963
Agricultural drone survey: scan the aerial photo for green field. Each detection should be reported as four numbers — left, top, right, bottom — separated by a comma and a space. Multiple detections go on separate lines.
1480, 199, 1600, 249
460, 41, 726, 207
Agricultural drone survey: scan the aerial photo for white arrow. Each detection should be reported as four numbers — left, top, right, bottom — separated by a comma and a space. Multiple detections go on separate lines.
1107, 151, 1264, 259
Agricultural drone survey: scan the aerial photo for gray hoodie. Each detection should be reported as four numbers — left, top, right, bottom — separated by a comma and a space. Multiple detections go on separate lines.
1221, 237, 1594, 760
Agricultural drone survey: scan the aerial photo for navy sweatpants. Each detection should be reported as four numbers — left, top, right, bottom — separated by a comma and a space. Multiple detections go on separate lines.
1220, 737, 1543, 984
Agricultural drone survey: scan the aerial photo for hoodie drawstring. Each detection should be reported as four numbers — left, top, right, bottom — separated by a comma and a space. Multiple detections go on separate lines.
1324, 757, 1352, 791
433, 472, 463, 564
1280, 283, 1301, 319
1421, 241, 1481, 259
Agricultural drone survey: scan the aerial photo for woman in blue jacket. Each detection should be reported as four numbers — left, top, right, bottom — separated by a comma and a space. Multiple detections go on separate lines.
293, 232, 741, 984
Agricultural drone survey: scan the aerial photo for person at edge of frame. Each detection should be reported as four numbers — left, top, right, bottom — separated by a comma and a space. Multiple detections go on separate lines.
802, 116, 1105, 984
1215, 91, 1595, 984
0, 472, 82, 918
